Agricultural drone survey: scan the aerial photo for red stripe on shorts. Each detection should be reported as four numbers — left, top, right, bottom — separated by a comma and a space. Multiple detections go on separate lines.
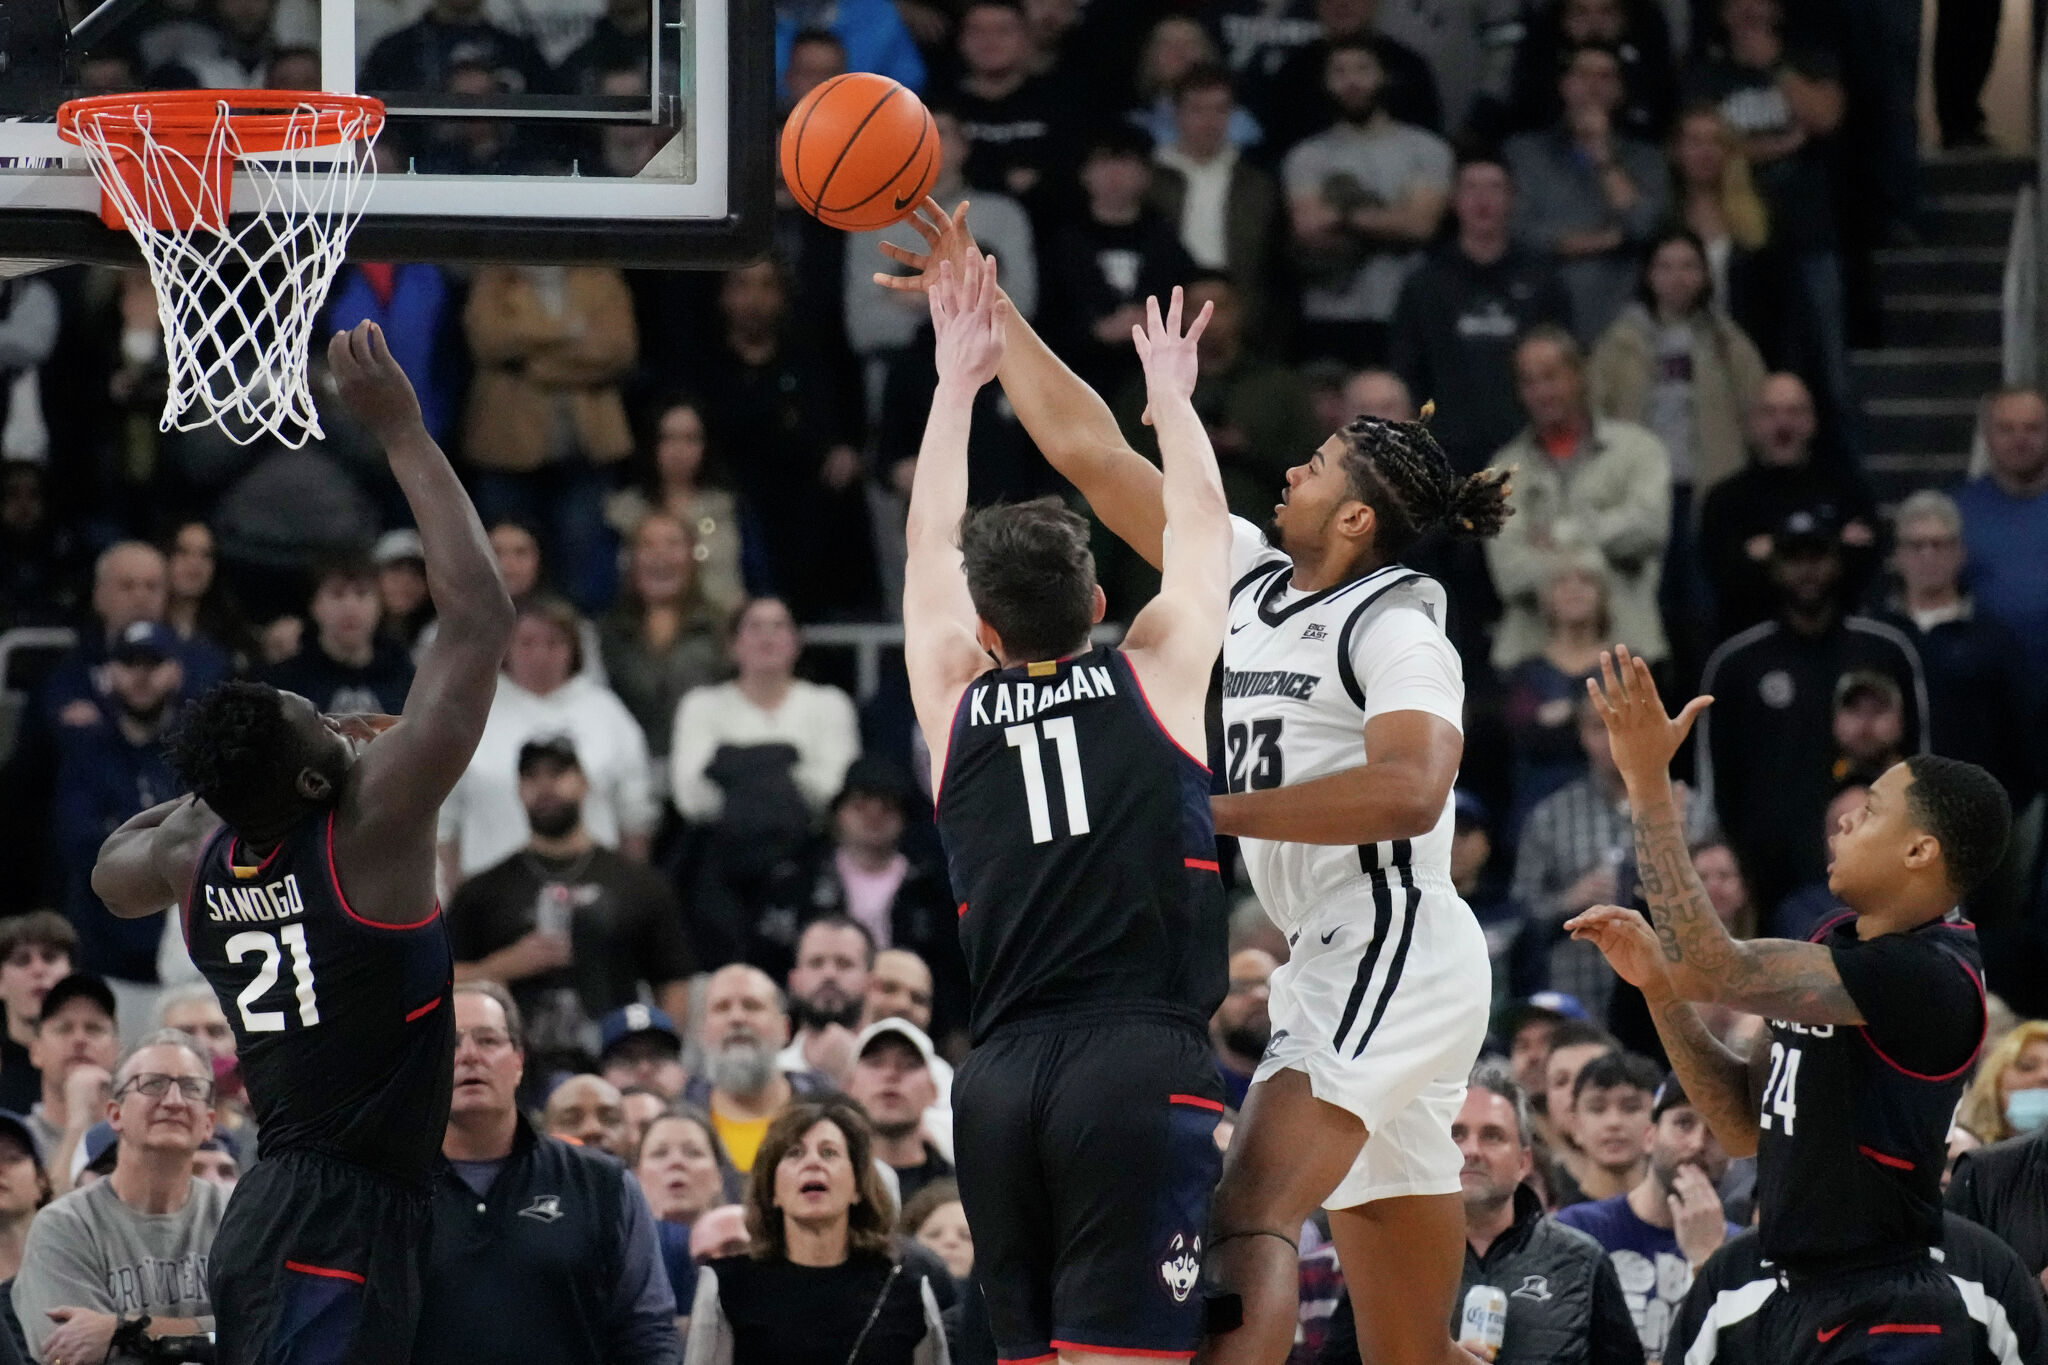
285, 1261, 366, 1284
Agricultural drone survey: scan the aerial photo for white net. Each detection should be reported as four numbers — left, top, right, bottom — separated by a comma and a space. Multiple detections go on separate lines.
64, 97, 381, 449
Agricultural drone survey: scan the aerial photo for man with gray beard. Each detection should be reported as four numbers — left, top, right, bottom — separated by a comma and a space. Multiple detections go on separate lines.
678, 965, 833, 1177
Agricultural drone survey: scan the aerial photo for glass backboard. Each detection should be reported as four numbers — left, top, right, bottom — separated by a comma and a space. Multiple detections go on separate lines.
0, 0, 772, 266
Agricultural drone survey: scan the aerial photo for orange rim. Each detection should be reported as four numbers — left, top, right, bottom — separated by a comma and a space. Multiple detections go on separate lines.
56, 89, 385, 154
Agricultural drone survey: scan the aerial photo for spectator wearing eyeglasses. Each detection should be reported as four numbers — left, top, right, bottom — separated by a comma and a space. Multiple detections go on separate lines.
414, 982, 680, 1365
13, 1030, 224, 1365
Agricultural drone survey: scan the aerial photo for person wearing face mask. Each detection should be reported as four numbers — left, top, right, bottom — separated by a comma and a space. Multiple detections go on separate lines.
684, 1099, 951, 1365
415, 982, 680, 1365
1947, 1027, 2048, 1287
1953, 1020, 2048, 1148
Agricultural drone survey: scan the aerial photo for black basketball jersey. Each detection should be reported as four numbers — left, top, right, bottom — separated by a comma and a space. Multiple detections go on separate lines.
936, 647, 1227, 1045
183, 811, 454, 1184
1755, 912, 1985, 1272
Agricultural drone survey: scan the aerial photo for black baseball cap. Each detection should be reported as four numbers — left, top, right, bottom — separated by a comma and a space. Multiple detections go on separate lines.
1652, 1071, 1692, 1121
1774, 507, 1840, 554
834, 756, 915, 812
108, 621, 179, 665
517, 736, 581, 777
39, 972, 116, 1027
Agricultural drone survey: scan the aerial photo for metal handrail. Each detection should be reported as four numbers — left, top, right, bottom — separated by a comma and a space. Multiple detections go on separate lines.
0, 626, 78, 689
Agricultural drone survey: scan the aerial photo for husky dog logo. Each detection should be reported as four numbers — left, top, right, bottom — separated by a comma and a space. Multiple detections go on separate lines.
1161, 1233, 1202, 1303
1511, 1275, 1552, 1302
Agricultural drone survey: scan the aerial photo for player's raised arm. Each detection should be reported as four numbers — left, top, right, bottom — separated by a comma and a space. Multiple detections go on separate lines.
902, 251, 1008, 790
877, 198, 1169, 569
92, 795, 221, 919
328, 321, 516, 837
1119, 288, 1230, 751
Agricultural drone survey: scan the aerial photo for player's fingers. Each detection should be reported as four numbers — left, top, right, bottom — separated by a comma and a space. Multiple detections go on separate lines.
1144, 292, 1165, 341
953, 199, 971, 235
1185, 299, 1215, 346
1132, 326, 1151, 362
1595, 653, 1623, 711
1585, 675, 1618, 722
365, 319, 395, 368
1167, 284, 1183, 337
1674, 695, 1714, 742
1629, 652, 1663, 711
1611, 645, 1636, 705
327, 328, 355, 377
873, 271, 921, 293
877, 240, 926, 268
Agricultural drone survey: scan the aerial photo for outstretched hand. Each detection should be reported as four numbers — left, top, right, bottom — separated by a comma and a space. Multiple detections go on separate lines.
329, 320, 425, 446
1133, 286, 1212, 426
1565, 904, 1671, 991
929, 250, 1007, 389
1587, 646, 1712, 792
874, 198, 983, 295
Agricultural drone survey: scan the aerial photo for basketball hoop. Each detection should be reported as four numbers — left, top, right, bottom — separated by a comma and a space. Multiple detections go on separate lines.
56, 90, 385, 448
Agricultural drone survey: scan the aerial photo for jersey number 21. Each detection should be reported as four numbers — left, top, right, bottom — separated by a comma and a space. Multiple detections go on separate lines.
226, 925, 321, 1032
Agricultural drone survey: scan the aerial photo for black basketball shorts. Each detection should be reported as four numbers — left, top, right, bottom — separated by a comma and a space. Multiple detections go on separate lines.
211, 1149, 433, 1365
952, 1008, 1225, 1363
1678, 1256, 2009, 1365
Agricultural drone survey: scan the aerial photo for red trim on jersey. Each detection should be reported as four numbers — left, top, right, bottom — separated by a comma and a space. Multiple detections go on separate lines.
284, 1261, 366, 1284
326, 812, 439, 931
997, 1355, 1057, 1365
1807, 911, 1857, 944
1050, 1344, 1194, 1360
1184, 858, 1220, 872
1169, 1093, 1224, 1112
957, 901, 968, 920
1117, 653, 1211, 772
227, 835, 285, 877
404, 995, 443, 1023
931, 683, 976, 808
1857, 951, 1986, 1082
1857, 1144, 1915, 1170
1868, 1325, 1942, 1335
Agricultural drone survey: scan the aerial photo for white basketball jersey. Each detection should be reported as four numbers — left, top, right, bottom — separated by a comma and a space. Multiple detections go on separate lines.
1222, 518, 1464, 933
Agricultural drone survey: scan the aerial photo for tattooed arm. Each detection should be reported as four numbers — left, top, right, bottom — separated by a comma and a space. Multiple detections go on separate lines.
1568, 648, 1867, 1028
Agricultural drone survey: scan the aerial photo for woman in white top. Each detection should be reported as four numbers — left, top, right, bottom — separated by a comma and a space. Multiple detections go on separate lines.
438, 596, 657, 886
669, 596, 860, 823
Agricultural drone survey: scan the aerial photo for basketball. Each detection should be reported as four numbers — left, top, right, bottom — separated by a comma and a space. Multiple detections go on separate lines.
779, 72, 939, 233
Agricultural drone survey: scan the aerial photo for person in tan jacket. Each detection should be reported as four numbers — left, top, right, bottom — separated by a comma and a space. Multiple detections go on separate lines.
464, 265, 638, 611
1486, 326, 1672, 672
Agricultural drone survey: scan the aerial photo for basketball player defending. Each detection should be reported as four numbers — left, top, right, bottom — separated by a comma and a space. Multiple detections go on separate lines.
879, 202, 1512, 1365
903, 251, 1234, 1363
91, 321, 514, 1365
1568, 649, 2013, 1363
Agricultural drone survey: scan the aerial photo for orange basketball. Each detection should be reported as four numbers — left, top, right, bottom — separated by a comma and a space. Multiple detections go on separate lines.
780, 73, 940, 232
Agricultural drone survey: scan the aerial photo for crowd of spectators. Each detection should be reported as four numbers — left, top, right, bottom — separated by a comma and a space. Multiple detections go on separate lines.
2, 0, 2048, 1361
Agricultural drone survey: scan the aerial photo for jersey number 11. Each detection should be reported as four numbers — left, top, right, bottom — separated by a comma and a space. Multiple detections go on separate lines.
1006, 719, 1090, 844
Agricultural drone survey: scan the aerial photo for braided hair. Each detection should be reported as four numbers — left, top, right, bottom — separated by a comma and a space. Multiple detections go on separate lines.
1336, 402, 1513, 563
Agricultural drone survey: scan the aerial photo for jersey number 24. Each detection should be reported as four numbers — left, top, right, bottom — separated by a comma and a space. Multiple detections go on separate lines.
226, 925, 321, 1032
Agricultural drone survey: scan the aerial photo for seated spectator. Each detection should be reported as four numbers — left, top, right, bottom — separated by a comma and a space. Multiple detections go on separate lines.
1956, 387, 2048, 677
1212, 948, 1276, 1110
15, 1030, 224, 1365
1390, 151, 1574, 475
361, 0, 552, 95
779, 917, 873, 1086
1954, 1019, 2048, 1147
1509, 0, 1677, 140
463, 264, 638, 614
620, 1088, 668, 1156
1535, 1018, 1620, 1156
1946, 1120, 2048, 1286
844, 1020, 953, 1205
1043, 123, 1196, 396
24, 975, 120, 1194
485, 518, 610, 685
1830, 671, 1906, 786
0, 915, 76, 1113
161, 521, 252, 670
1485, 328, 1671, 672
372, 528, 436, 657
1668, 103, 1772, 346
1282, 39, 1452, 365
599, 513, 730, 768
190, 1137, 238, 1193
684, 966, 836, 1175
1505, 44, 1670, 341
53, 623, 187, 990
1502, 992, 1591, 1112
543, 1073, 631, 1159
419, 983, 678, 1365
36, 542, 225, 740
1556, 1075, 1737, 1361
1769, 780, 1865, 941
1321, 1063, 1644, 1364
153, 984, 235, 1066
599, 1005, 690, 1103
1341, 366, 1415, 422
862, 949, 938, 1035
1113, 273, 1317, 526
439, 598, 657, 884
1888, 490, 2037, 809
1696, 372, 1876, 639
1501, 546, 1611, 834
1591, 228, 1767, 668
900, 1179, 972, 1284
638, 1109, 738, 1230
773, 1, 924, 102
262, 554, 415, 715
1552, 1052, 1658, 1208
1697, 510, 1926, 912
0, 1110, 46, 1281
1264, 0, 1444, 153
1513, 697, 1711, 1018
606, 398, 751, 620
1149, 67, 1282, 348
1131, 25, 1264, 152
944, 0, 1072, 209
451, 736, 693, 1068
684, 1100, 949, 1363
